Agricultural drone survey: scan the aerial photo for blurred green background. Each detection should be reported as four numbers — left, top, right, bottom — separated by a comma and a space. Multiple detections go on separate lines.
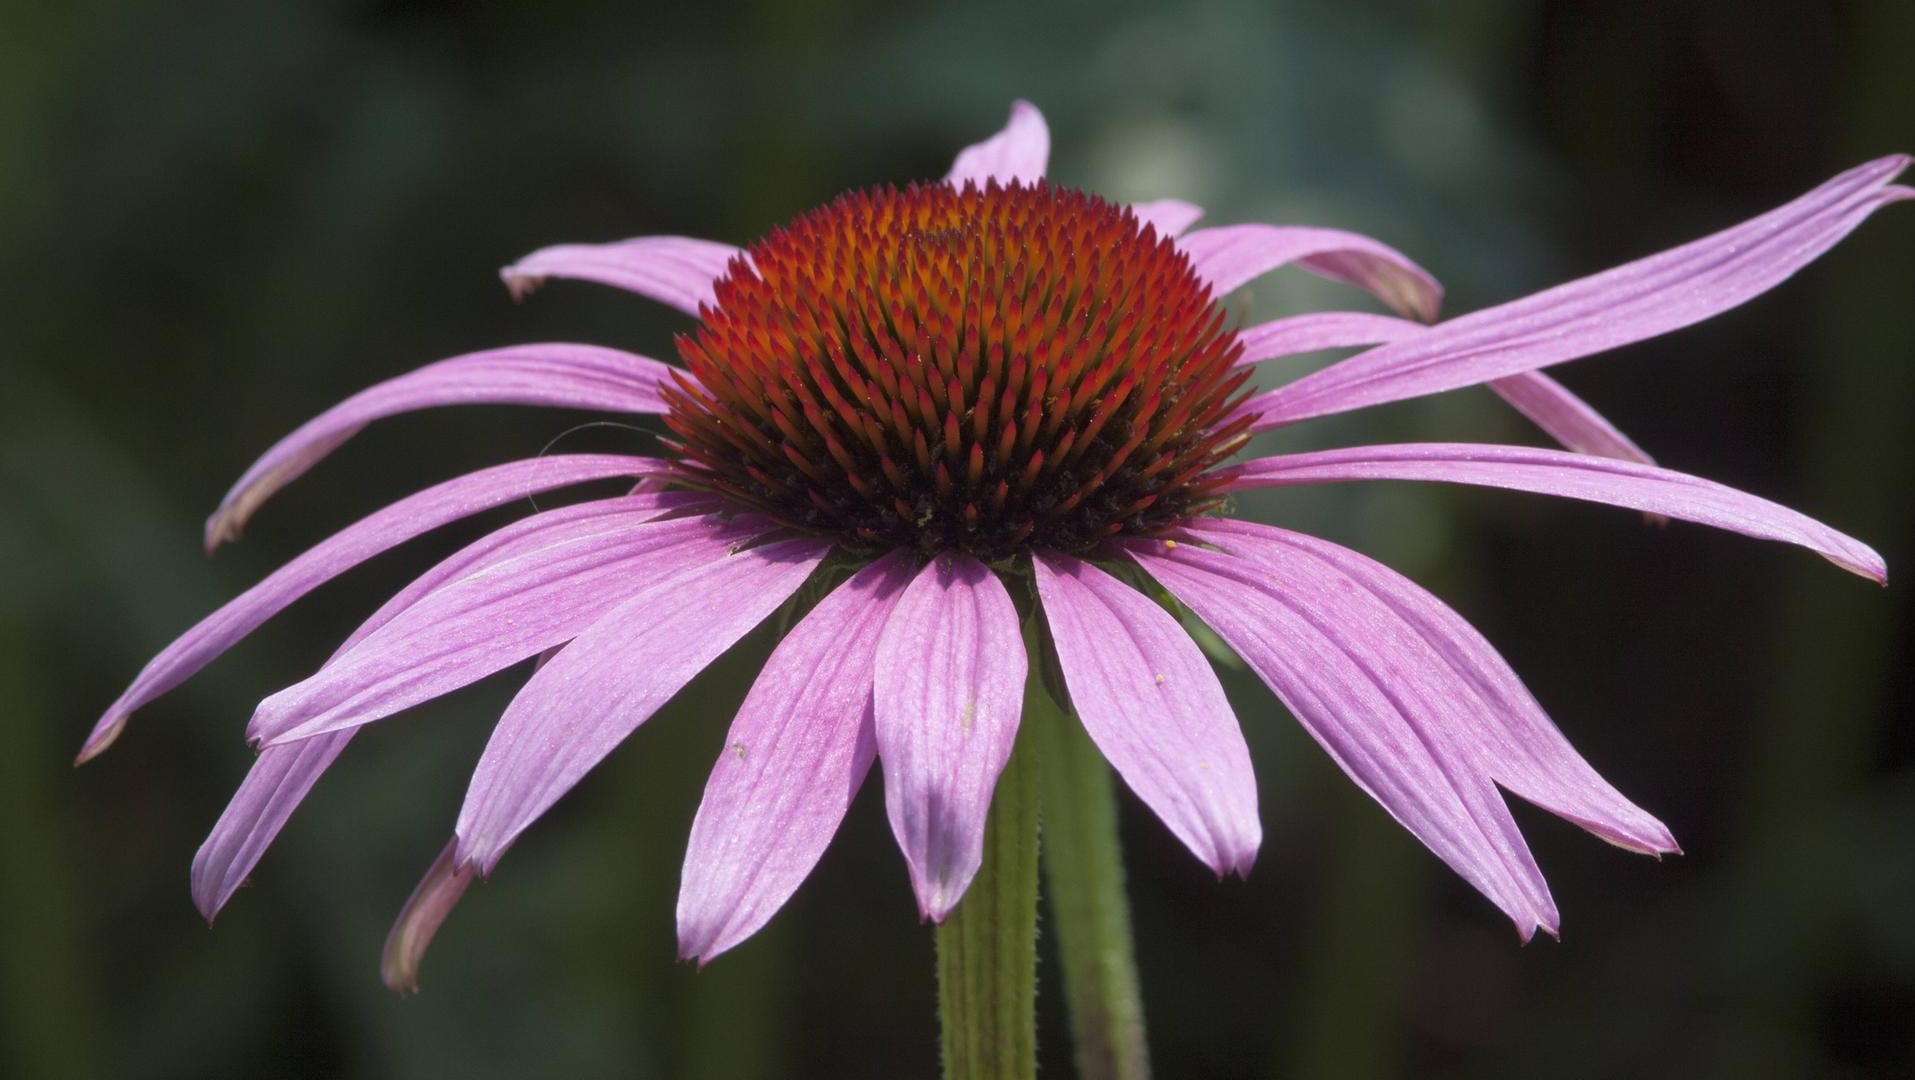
4, 1, 1911, 1077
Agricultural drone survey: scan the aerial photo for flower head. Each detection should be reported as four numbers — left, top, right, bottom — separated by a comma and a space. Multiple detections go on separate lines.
86, 101, 1907, 990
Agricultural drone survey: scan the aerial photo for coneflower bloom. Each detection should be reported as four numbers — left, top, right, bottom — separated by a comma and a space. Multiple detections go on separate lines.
85, 101, 1906, 991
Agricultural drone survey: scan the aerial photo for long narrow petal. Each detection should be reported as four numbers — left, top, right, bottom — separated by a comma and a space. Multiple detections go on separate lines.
187, 492, 699, 921
1235, 310, 1423, 367
1487, 372, 1655, 465
1032, 552, 1260, 876
1221, 442, 1885, 581
1130, 199, 1205, 238
81, 454, 663, 763
1177, 224, 1443, 321
380, 838, 476, 994
453, 534, 830, 873
1187, 519, 1677, 855
1127, 539, 1558, 938
1246, 156, 1913, 429
249, 503, 741, 746
946, 100, 1049, 187
871, 554, 1028, 922
190, 733, 349, 921
677, 552, 917, 964
206, 344, 684, 549
1233, 313, 1654, 467
499, 235, 739, 314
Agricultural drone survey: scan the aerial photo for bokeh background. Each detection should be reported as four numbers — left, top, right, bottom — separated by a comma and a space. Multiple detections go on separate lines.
4, 2, 1911, 1077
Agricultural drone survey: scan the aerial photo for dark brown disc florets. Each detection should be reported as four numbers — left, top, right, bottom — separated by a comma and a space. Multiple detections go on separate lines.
662, 180, 1251, 561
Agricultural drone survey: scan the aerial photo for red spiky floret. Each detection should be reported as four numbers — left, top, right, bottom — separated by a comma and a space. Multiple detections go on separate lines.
662, 180, 1251, 561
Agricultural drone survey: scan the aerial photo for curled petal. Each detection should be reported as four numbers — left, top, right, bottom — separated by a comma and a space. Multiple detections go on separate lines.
677, 552, 916, 964
1128, 539, 1559, 938
81, 454, 663, 763
500, 235, 740, 315
1130, 198, 1205, 238
1246, 156, 1913, 429
872, 554, 1028, 921
1188, 519, 1677, 856
380, 839, 476, 994
1178, 224, 1443, 321
946, 100, 1050, 187
1221, 442, 1885, 582
249, 499, 725, 747
207, 345, 682, 549
1033, 551, 1259, 876
454, 535, 831, 874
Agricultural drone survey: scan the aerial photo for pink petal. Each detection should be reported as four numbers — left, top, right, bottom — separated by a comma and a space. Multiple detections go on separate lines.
676, 552, 917, 964
193, 500, 699, 920
1235, 310, 1424, 367
1233, 314, 1654, 468
191, 734, 350, 922
1032, 551, 1260, 876
1188, 519, 1677, 856
946, 100, 1050, 188
454, 534, 831, 874
80, 454, 663, 764
1177, 224, 1444, 321
1221, 442, 1884, 582
380, 838, 475, 994
1487, 371, 1655, 466
871, 553, 1028, 922
249, 501, 739, 747
499, 235, 740, 314
1127, 538, 1558, 938
187, 492, 696, 921
1129, 199, 1205, 238
1246, 156, 1913, 429
206, 344, 684, 550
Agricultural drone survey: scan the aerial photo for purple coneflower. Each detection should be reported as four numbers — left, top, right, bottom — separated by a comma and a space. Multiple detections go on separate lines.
86, 102, 1905, 997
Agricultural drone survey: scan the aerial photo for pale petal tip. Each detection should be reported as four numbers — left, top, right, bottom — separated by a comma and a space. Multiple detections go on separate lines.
75, 715, 128, 765
499, 265, 542, 302
381, 840, 476, 995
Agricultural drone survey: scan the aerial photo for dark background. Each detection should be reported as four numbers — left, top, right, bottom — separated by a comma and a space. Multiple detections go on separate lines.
4, 2, 1911, 1077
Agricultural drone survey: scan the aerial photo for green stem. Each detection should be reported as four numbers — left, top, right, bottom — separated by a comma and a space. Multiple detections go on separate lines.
937, 720, 1040, 1080
1031, 680, 1151, 1080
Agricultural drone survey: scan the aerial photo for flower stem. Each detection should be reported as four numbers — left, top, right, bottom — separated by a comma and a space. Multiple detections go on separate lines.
937, 718, 1039, 1080
1030, 683, 1152, 1080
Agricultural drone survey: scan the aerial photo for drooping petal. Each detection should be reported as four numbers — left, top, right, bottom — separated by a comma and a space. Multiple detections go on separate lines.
499, 235, 740, 315
188, 493, 697, 921
871, 554, 1028, 922
1177, 224, 1444, 321
249, 503, 743, 747
1127, 538, 1559, 938
380, 838, 475, 994
454, 534, 831, 874
1221, 442, 1885, 582
1235, 310, 1424, 367
946, 100, 1050, 187
1245, 156, 1913, 429
676, 552, 916, 964
1187, 519, 1678, 855
1032, 551, 1259, 876
1486, 371, 1655, 465
1233, 314, 1654, 467
1130, 198, 1205, 238
206, 344, 685, 549
191, 733, 350, 922
81, 454, 664, 763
